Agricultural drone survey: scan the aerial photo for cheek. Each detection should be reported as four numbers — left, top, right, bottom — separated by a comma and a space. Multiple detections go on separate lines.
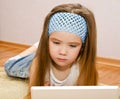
49, 42, 57, 57
68, 47, 81, 60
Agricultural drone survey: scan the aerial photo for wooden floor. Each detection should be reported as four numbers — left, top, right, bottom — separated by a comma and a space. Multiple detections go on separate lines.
0, 42, 120, 86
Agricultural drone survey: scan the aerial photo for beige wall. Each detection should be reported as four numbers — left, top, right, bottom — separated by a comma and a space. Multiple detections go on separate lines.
0, 0, 120, 59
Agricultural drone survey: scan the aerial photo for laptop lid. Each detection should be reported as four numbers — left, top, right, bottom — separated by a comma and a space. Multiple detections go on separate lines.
31, 86, 119, 99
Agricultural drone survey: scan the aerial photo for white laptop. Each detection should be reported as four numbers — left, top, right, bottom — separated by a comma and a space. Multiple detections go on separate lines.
31, 86, 119, 99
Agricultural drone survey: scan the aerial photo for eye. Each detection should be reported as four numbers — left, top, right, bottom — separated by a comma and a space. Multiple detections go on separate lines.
69, 45, 77, 48
53, 41, 60, 45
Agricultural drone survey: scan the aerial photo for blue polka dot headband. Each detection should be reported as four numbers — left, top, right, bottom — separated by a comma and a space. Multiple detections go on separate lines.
48, 12, 88, 43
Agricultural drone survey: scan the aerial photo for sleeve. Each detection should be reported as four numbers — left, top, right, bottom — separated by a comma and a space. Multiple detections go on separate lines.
4, 53, 35, 78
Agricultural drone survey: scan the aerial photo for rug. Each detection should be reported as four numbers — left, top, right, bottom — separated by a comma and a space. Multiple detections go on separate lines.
0, 67, 120, 99
0, 67, 28, 99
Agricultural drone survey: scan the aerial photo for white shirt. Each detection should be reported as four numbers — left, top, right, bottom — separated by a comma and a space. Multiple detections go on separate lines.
50, 63, 79, 86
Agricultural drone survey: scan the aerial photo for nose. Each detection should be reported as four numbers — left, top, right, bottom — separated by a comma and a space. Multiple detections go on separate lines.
59, 46, 67, 56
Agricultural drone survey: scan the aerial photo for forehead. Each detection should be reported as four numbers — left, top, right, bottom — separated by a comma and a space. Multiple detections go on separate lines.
49, 32, 82, 43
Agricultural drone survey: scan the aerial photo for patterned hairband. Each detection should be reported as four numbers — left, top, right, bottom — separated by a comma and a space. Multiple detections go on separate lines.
48, 12, 87, 43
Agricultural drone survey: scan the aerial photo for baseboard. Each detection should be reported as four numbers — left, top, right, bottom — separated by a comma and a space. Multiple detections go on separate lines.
0, 40, 30, 49
96, 57, 120, 68
0, 40, 120, 68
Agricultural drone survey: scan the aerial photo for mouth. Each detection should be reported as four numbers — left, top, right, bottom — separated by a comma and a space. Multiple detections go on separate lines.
57, 58, 67, 62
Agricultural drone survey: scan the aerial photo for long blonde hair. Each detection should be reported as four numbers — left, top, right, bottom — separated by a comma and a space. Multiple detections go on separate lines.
26, 3, 98, 99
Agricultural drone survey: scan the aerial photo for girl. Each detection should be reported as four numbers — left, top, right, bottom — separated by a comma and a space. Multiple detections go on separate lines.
26, 3, 98, 99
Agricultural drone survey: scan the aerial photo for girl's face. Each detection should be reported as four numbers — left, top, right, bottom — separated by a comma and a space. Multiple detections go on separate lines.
49, 32, 82, 70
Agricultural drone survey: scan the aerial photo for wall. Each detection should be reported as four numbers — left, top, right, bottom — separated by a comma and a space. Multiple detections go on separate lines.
0, 0, 120, 59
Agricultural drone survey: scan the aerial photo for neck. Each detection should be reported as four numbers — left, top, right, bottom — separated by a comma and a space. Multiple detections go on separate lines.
51, 61, 73, 71
51, 64, 71, 81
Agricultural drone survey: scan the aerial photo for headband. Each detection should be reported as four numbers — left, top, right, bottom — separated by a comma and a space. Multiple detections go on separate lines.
48, 12, 87, 43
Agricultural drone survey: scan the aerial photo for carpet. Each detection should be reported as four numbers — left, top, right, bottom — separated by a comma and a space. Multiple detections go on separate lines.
0, 67, 28, 99
0, 67, 120, 99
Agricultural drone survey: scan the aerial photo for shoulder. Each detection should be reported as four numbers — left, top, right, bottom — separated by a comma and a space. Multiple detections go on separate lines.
71, 63, 80, 75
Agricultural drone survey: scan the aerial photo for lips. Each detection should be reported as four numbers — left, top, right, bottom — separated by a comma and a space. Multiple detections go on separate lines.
57, 58, 67, 62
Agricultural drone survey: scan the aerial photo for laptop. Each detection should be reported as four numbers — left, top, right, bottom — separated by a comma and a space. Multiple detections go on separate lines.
31, 86, 119, 99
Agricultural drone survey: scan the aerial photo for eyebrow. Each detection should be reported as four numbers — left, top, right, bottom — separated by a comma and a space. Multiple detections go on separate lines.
50, 37, 81, 45
50, 38, 61, 42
